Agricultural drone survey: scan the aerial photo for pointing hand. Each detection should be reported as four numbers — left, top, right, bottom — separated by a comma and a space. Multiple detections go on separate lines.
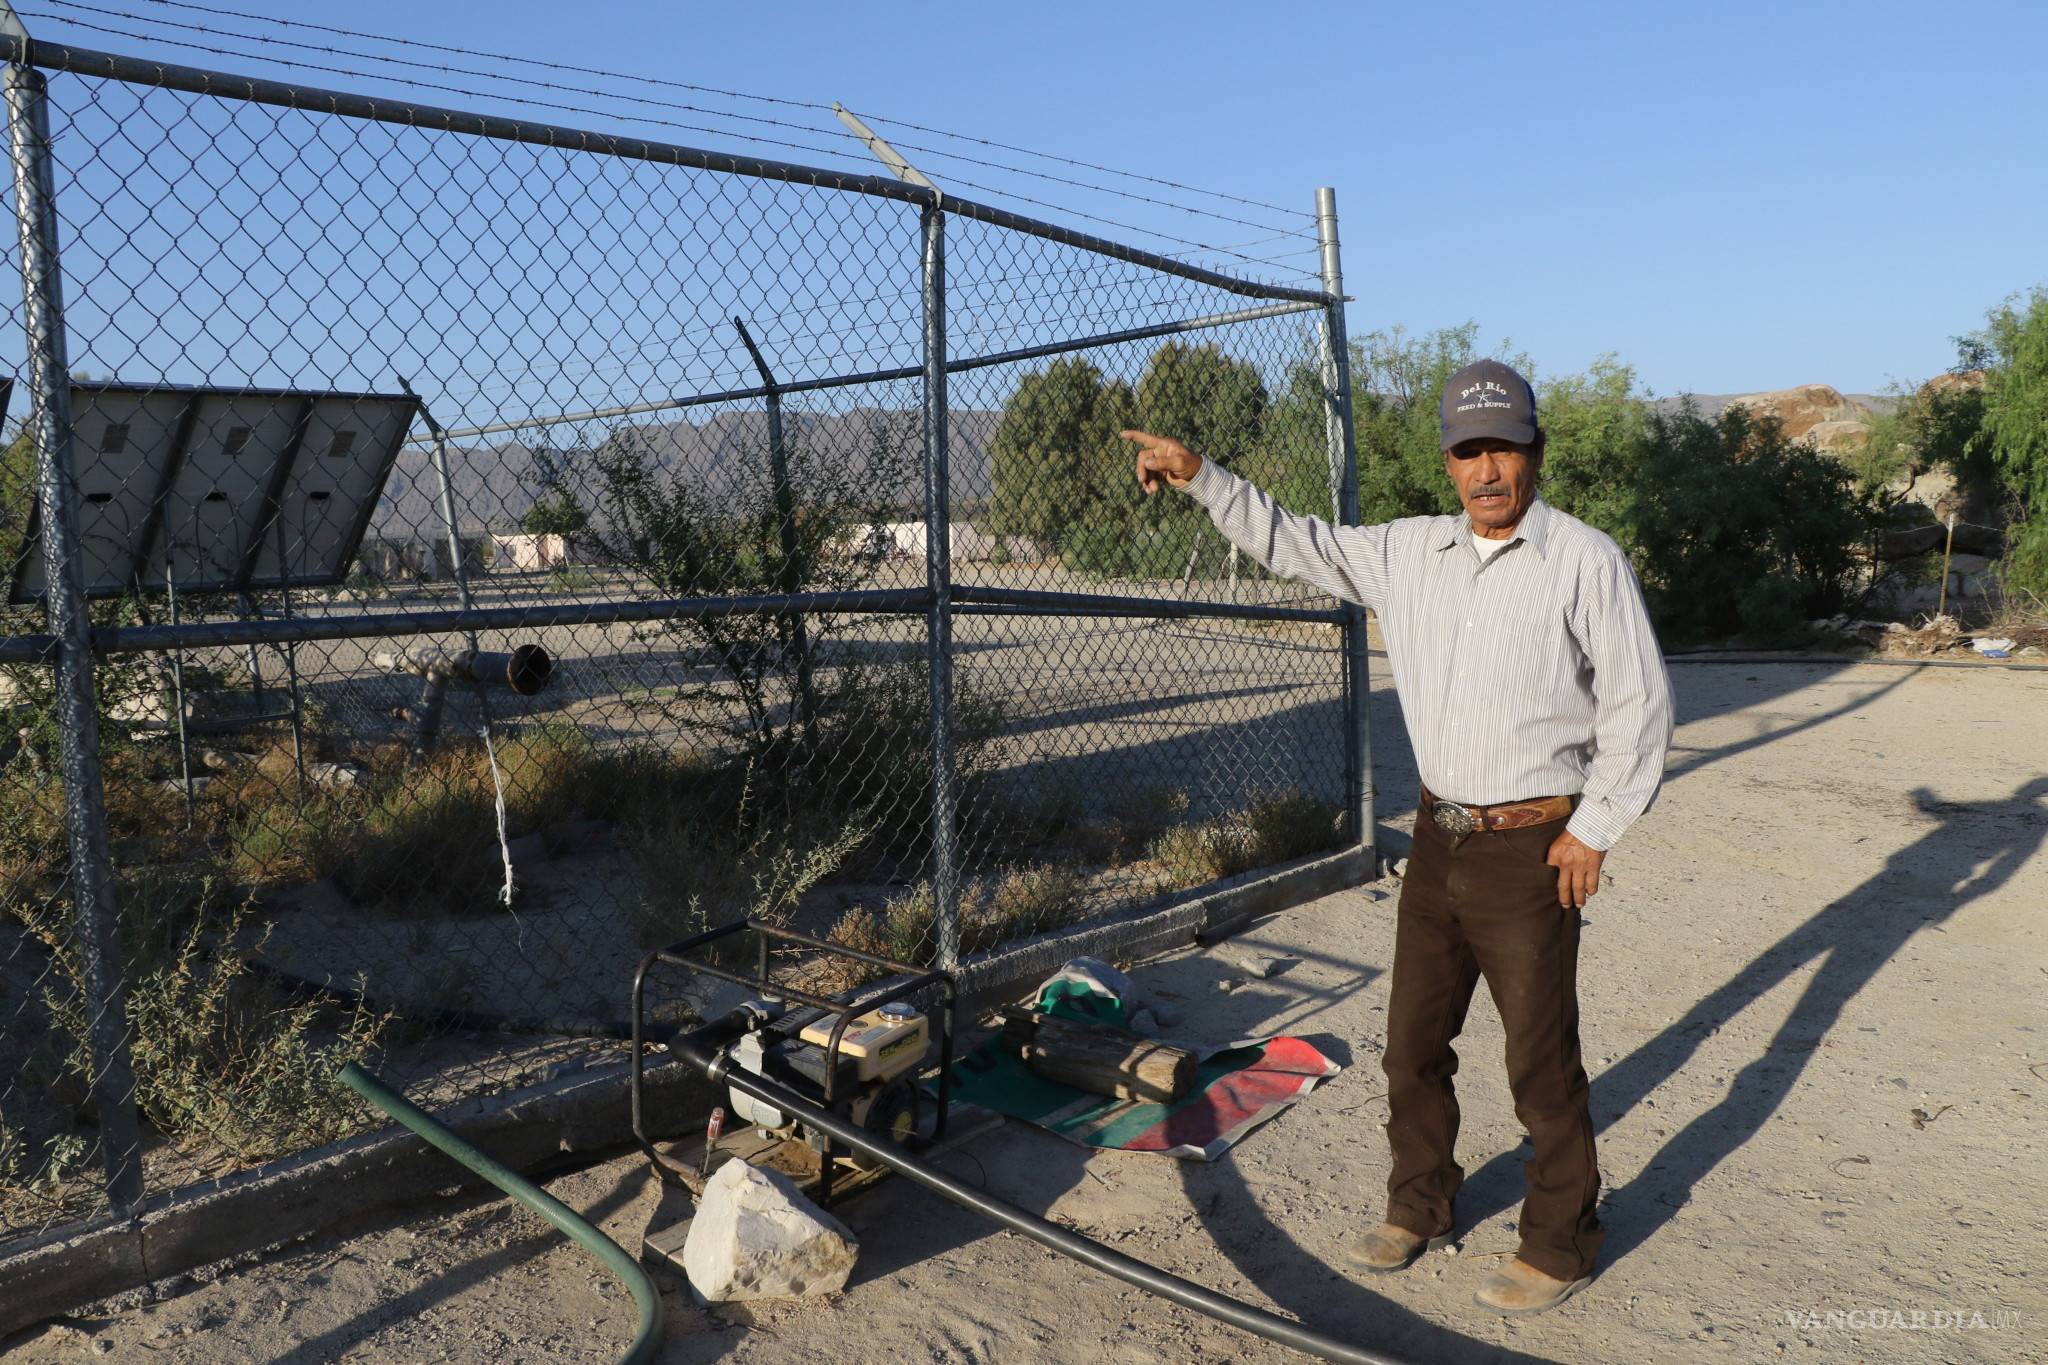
1119, 430, 1203, 494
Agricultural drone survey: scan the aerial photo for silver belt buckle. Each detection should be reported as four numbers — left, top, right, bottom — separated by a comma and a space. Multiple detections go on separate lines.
1432, 801, 1478, 837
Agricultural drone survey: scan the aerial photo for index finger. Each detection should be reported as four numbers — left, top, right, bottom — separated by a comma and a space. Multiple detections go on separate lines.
1118, 429, 1165, 450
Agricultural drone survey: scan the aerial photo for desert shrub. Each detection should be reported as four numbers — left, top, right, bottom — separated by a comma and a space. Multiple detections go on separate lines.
123, 900, 386, 1160
6, 862, 384, 1175
622, 801, 875, 952
561, 409, 917, 755
1616, 405, 1883, 644
784, 661, 1007, 866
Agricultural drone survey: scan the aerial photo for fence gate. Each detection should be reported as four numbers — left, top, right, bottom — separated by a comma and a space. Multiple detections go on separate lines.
0, 26, 1367, 1258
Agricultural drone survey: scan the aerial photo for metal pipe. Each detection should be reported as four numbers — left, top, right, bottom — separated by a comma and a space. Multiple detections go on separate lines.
1315, 187, 1373, 856
163, 553, 195, 825
405, 299, 1324, 447
373, 644, 555, 694
0, 582, 1348, 662
1, 36, 920, 203
669, 1034, 1411, 1365
270, 480, 307, 792
730, 318, 817, 735
80, 588, 928, 655
831, 102, 938, 193
920, 204, 961, 971
5, 61, 144, 1213
374, 643, 553, 752
951, 584, 1345, 624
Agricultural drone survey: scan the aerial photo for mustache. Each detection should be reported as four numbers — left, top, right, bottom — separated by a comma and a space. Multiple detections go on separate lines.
1467, 484, 1511, 498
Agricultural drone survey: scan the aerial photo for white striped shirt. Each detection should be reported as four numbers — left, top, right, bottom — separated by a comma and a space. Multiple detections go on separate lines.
1185, 460, 1674, 851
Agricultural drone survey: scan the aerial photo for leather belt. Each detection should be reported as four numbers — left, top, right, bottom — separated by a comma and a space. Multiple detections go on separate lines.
1421, 785, 1576, 837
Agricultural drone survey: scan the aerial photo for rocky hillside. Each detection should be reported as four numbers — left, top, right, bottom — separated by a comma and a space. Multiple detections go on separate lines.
1650, 384, 1895, 453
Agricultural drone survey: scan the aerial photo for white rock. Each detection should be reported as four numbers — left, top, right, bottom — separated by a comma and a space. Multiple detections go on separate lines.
1231, 951, 1284, 980
1149, 1001, 1184, 1029
682, 1160, 858, 1303
307, 761, 365, 789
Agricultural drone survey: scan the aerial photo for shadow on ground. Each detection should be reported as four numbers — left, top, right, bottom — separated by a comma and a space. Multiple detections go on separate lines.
1451, 775, 2048, 1269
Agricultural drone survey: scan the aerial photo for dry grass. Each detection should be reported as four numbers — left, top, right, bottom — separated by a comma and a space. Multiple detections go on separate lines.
828, 861, 1094, 971
1150, 790, 1345, 890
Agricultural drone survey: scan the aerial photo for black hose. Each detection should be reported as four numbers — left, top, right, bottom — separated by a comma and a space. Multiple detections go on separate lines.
669, 1035, 1412, 1365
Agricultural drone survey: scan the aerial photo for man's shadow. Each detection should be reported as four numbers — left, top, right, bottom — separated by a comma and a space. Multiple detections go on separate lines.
1456, 776, 2048, 1266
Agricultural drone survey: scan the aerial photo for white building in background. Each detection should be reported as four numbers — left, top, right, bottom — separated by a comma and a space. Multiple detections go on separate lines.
489, 533, 571, 572
832, 522, 1050, 564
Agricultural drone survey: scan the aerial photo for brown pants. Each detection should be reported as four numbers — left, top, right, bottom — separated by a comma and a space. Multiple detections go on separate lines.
1380, 807, 1604, 1282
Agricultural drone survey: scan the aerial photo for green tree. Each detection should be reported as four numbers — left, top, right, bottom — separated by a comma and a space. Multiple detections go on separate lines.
1978, 287, 2048, 598
985, 357, 1127, 545
1244, 359, 1339, 522
1616, 405, 1882, 643
1064, 343, 1268, 577
982, 342, 1272, 579
1, 427, 33, 591
1536, 355, 1652, 551
519, 491, 588, 537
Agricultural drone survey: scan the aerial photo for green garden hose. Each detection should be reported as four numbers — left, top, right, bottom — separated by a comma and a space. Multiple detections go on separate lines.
338, 1062, 663, 1364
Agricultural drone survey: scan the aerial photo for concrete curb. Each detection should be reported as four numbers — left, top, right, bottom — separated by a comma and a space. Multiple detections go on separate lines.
0, 846, 1379, 1339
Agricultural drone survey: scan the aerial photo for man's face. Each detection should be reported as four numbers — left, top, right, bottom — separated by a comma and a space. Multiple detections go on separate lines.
1444, 438, 1540, 535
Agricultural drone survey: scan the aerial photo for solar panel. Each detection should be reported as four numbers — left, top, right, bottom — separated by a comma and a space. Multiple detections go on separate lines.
9, 383, 419, 602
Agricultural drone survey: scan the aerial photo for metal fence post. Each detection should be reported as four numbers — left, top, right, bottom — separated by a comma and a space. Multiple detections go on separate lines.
6, 62, 145, 1213
1315, 187, 1373, 858
920, 201, 961, 969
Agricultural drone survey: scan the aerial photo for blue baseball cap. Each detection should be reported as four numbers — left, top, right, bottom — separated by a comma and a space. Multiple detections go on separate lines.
1440, 359, 1538, 451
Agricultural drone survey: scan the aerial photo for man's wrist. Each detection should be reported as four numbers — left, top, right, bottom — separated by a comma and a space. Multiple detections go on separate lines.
1563, 807, 1619, 854
1181, 456, 1225, 503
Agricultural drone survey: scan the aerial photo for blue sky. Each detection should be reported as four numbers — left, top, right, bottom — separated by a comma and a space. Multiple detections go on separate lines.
19, 0, 2048, 398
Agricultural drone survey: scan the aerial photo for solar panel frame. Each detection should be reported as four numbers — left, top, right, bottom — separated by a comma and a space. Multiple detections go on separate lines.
8, 382, 421, 603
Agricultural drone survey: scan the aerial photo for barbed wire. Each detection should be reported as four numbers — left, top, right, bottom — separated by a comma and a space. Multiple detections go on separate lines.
18, 9, 880, 165
26, 6, 1322, 282
856, 110, 1312, 222
133, 0, 1311, 220
36, 0, 868, 145
41, 0, 1318, 247
40, 2, 1317, 243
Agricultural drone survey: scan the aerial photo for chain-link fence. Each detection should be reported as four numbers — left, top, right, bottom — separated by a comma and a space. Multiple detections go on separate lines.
0, 33, 1367, 1253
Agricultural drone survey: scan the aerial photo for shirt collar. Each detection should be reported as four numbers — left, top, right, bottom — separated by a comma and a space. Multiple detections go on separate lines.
1434, 496, 1553, 559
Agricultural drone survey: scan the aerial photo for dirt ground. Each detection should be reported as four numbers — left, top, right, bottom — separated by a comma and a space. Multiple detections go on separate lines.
6, 656, 2045, 1364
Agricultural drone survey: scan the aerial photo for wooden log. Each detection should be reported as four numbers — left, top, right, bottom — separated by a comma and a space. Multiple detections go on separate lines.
998, 1006, 1195, 1103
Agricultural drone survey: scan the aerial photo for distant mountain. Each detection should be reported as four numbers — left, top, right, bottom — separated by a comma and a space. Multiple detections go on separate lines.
370, 407, 1002, 540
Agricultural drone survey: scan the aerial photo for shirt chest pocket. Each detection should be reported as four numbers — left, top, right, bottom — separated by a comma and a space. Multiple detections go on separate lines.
1475, 606, 1576, 682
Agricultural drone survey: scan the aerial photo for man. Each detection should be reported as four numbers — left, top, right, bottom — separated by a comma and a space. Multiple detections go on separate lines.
1120, 358, 1672, 1316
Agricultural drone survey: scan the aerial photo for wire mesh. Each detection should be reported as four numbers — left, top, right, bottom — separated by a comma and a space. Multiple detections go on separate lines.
0, 38, 1358, 1254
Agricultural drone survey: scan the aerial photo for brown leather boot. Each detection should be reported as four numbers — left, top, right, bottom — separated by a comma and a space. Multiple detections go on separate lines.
1473, 1258, 1592, 1315
1342, 1223, 1453, 1274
